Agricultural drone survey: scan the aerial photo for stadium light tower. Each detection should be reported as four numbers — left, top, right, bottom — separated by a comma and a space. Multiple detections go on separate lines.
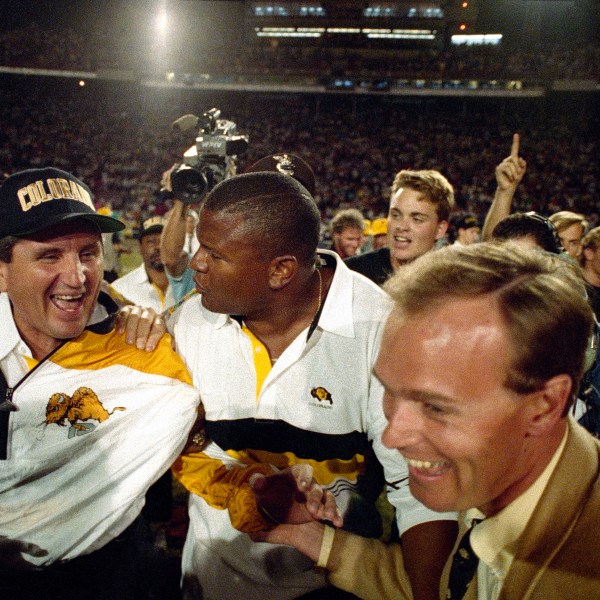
147, 1, 170, 71
156, 7, 168, 33
155, 1, 169, 38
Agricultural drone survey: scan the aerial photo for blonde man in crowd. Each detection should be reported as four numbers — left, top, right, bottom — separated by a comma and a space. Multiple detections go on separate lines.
346, 170, 454, 286
549, 211, 588, 259
330, 208, 366, 259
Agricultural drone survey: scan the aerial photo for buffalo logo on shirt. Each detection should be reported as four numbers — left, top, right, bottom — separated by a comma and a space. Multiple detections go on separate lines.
310, 386, 333, 405
45, 386, 126, 438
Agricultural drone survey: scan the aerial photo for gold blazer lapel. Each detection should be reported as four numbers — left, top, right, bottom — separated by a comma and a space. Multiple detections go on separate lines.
499, 420, 599, 599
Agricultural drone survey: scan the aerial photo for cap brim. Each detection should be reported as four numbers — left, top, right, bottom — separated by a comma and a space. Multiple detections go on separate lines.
13, 213, 125, 238
139, 225, 164, 238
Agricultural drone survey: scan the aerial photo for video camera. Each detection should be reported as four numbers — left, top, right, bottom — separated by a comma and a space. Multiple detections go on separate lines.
170, 108, 249, 204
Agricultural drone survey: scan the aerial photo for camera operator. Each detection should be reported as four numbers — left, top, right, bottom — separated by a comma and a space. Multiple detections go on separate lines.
160, 109, 248, 304
159, 166, 199, 304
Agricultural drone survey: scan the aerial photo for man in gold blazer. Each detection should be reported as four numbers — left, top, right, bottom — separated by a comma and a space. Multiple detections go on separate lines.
254, 242, 600, 600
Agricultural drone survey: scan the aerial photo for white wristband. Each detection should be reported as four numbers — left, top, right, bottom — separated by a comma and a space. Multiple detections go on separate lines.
317, 525, 336, 569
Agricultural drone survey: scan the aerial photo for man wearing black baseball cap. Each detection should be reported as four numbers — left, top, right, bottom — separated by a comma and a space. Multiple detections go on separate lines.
0, 168, 127, 348
0, 167, 200, 599
452, 213, 481, 247
112, 216, 176, 312
0, 167, 124, 240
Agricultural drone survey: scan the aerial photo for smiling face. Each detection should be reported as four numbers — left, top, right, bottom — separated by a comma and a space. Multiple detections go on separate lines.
190, 209, 272, 317
387, 188, 448, 268
0, 221, 103, 359
333, 226, 363, 259
377, 297, 551, 517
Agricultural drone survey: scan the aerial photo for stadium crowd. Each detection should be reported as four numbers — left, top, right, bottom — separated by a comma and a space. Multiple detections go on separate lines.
0, 80, 597, 238
1, 24, 599, 81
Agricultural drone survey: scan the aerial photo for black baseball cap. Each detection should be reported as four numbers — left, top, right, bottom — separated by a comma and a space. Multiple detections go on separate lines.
137, 216, 167, 240
454, 213, 481, 230
0, 167, 124, 239
245, 153, 316, 196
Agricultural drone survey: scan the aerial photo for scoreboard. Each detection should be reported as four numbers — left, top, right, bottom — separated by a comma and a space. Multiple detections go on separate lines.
246, 1, 480, 48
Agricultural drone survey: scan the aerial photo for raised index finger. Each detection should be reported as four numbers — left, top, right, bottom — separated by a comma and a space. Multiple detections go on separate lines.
511, 133, 520, 158
290, 463, 314, 491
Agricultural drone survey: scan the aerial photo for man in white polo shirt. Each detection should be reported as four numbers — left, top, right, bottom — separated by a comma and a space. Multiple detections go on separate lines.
112, 216, 175, 312
169, 171, 457, 600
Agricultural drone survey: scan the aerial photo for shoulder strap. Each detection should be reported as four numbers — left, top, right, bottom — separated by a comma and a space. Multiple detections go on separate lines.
0, 348, 61, 459
0, 367, 13, 460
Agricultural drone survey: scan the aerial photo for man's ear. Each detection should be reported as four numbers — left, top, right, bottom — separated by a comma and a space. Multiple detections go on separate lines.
268, 255, 298, 290
526, 374, 572, 436
0, 262, 8, 293
435, 220, 449, 241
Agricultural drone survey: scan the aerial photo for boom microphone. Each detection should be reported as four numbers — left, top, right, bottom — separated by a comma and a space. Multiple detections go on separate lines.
172, 114, 199, 133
